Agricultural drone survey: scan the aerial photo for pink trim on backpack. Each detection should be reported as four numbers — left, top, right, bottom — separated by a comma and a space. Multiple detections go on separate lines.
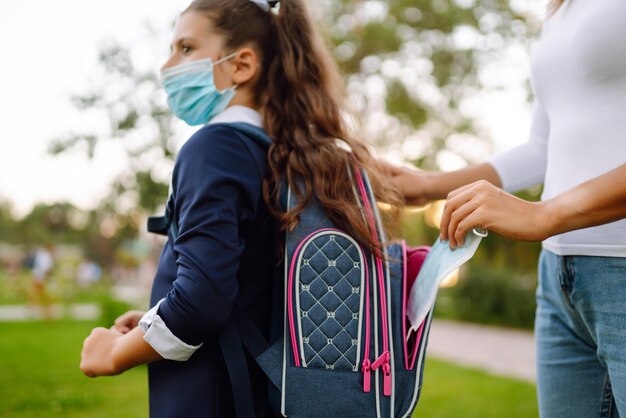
353, 166, 392, 396
360, 245, 372, 392
402, 243, 430, 369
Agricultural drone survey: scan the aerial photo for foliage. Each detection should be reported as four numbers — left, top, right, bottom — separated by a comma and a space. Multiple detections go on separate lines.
325, 0, 540, 168
0, 199, 143, 268
48, 43, 173, 230
97, 297, 133, 328
0, 320, 537, 418
0, 271, 114, 307
436, 266, 537, 329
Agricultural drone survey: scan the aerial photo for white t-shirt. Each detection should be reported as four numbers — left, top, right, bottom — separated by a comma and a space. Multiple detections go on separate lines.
488, 0, 626, 257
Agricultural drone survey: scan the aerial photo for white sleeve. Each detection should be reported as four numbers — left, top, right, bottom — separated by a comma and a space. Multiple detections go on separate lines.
487, 100, 549, 193
138, 298, 203, 361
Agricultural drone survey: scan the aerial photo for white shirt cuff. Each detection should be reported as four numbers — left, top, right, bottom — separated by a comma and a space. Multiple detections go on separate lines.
139, 298, 203, 361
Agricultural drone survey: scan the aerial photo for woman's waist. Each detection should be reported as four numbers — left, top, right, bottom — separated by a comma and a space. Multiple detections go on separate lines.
542, 219, 626, 257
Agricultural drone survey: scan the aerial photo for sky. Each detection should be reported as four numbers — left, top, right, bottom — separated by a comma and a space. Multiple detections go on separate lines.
0, 0, 545, 216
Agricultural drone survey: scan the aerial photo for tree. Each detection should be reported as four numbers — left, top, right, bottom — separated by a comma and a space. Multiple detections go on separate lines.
324, 0, 539, 168
49, 43, 172, 221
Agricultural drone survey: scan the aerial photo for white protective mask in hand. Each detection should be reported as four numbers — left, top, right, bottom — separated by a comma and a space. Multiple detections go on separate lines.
406, 228, 487, 333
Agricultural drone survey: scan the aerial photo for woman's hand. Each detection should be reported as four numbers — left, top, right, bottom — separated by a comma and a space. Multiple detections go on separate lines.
80, 327, 124, 377
111, 310, 145, 334
440, 180, 550, 247
377, 160, 504, 207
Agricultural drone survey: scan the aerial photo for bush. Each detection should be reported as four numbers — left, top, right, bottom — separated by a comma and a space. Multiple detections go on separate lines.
436, 267, 537, 329
98, 297, 133, 327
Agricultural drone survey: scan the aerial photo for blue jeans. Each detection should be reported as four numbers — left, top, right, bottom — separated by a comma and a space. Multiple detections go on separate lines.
536, 249, 626, 418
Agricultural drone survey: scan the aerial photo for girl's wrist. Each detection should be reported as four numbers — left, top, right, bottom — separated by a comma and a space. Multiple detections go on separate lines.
110, 335, 127, 375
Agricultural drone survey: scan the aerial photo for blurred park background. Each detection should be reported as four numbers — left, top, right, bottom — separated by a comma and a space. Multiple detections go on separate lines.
1, 0, 548, 416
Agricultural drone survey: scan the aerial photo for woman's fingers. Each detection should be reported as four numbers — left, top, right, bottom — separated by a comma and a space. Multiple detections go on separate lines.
441, 180, 549, 245
447, 198, 482, 247
441, 181, 497, 246
440, 186, 479, 242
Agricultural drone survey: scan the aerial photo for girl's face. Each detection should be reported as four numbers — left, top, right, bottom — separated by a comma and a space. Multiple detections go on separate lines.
161, 11, 234, 91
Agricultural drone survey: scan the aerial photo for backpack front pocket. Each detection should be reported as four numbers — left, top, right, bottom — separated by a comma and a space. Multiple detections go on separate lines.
288, 229, 368, 372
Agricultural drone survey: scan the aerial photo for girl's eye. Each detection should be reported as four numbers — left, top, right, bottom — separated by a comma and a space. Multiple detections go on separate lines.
182, 45, 192, 54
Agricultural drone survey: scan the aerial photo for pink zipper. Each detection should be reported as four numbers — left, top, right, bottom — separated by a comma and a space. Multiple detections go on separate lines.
354, 166, 392, 397
401, 240, 410, 370
360, 245, 372, 392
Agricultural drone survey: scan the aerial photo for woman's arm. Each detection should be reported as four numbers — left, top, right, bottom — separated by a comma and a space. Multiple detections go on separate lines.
384, 162, 502, 205
386, 100, 550, 206
440, 164, 626, 247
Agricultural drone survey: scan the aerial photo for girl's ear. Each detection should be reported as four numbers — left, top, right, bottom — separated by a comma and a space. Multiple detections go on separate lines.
231, 47, 259, 86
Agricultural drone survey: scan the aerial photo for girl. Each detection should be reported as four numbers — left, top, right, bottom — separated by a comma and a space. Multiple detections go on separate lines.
388, 0, 626, 416
80, 0, 401, 417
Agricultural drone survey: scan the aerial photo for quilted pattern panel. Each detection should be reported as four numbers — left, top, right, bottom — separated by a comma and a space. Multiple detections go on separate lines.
296, 230, 365, 371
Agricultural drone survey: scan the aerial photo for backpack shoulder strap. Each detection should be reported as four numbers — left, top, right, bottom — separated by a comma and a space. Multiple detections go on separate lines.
147, 194, 178, 238
146, 122, 271, 240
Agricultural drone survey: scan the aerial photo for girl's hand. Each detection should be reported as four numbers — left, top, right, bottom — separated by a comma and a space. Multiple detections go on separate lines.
111, 310, 145, 334
440, 180, 549, 247
80, 327, 124, 377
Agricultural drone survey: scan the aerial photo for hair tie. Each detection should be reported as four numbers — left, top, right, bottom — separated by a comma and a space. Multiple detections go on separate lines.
249, 0, 279, 12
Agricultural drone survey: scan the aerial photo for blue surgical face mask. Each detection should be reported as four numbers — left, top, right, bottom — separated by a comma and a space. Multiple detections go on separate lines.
406, 228, 487, 332
160, 52, 238, 126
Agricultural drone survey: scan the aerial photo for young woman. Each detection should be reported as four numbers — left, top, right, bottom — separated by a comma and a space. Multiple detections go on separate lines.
389, 0, 626, 416
79, 0, 400, 417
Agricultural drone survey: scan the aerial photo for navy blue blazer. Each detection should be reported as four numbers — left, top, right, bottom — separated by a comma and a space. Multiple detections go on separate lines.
147, 124, 277, 417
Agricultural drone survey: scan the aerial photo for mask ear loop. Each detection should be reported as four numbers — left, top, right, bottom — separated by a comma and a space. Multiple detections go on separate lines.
213, 51, 242, 93
214, 51, 239, 66
472, 227, 488, 237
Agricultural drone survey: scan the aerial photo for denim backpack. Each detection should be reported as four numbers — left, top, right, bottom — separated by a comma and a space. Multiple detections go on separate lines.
149, 122, 434, 418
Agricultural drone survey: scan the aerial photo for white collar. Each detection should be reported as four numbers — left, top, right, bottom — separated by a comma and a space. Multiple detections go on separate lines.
207, 105, 263, 128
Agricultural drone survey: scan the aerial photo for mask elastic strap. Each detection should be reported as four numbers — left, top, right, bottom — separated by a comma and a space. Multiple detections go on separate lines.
214, 51, 239, 66
213, 51, 240, 93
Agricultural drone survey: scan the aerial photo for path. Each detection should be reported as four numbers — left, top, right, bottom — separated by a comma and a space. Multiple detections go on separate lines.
427, 319, 536, 382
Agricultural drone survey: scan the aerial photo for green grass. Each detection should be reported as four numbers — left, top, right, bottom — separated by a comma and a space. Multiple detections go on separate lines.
417, 359, 538, 417
0, 321, 148, 418
0, 321, 537, 417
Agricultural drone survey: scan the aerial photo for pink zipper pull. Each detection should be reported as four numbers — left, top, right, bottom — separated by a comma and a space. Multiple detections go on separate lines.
362, 359, 371, 393
371, 351, 390, 370
383, 363, 392, 396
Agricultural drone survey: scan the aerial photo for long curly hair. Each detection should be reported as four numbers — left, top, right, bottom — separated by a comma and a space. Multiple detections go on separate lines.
184, 0, 403, 251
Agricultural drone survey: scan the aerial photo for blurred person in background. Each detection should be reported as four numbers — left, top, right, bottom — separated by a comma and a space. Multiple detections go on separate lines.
31, 244, 54, 319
